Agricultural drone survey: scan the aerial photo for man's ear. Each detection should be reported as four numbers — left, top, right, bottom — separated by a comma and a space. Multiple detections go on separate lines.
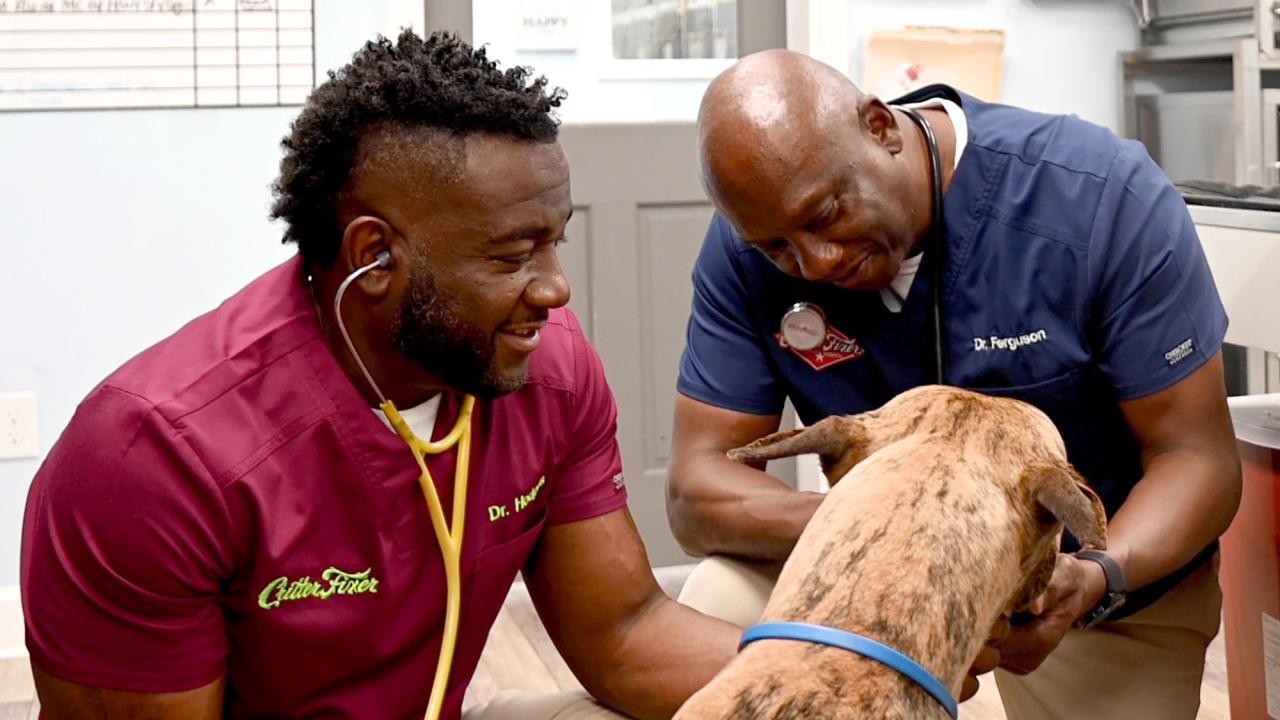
727, 415, 871, 486
1023, 460, 1108, 550
859, 95, 904, 154
339, 215, 396, 297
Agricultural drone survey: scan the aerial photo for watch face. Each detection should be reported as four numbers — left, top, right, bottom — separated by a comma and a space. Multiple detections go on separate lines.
1103, 592, 1127, 615
1078, 592, 1126, 630
781, 304, 826, 351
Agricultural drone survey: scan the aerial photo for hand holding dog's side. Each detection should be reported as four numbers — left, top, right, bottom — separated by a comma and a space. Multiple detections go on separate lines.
995, 553, 1109, 675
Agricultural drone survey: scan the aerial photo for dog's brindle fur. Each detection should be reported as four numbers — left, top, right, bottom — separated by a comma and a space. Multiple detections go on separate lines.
674, 385, 1107, 720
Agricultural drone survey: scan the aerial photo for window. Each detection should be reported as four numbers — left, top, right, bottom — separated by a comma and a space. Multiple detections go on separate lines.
611, 0, 737, 60
606, 0, 738, 78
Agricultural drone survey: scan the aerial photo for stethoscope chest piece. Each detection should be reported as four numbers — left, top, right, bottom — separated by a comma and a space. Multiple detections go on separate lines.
780, 302, 827, 351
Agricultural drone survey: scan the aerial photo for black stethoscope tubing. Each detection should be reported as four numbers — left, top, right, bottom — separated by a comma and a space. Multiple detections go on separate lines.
899, 105, 946, 386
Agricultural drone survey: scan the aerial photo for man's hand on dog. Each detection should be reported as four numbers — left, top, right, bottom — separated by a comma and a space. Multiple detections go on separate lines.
993, 553, 1109, 675
961, 615, 1009, 700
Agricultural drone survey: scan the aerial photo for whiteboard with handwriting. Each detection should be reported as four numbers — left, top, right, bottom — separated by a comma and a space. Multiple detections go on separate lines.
0, 0, 314, 111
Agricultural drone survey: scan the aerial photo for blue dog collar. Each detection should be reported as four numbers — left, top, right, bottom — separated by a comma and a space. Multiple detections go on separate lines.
739, 621, 958, 719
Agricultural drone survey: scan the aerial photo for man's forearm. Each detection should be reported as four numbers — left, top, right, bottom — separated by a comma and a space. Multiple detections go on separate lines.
1104, 448, 1241, 591
592, 596, 740, 719
669, 454, 823, 560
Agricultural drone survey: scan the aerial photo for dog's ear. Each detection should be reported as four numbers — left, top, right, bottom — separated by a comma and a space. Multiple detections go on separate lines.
1023, 460, 1108, 550
727, 415, 870, 485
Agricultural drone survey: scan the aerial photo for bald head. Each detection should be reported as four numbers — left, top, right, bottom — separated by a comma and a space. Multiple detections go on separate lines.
695, 50, 935, 292
698, 50, 864, 198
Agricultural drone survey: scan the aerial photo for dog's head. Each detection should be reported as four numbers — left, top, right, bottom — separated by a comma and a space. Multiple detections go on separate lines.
726, 387, 1108, 612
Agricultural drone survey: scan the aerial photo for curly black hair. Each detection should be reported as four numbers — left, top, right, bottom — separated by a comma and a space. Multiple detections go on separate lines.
270, 30, 566, 270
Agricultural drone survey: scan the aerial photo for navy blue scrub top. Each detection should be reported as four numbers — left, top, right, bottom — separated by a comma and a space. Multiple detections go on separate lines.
677, 85, 1228, 615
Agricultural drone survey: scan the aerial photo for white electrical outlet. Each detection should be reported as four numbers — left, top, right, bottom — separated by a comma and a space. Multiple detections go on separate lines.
0, 391, 39, 460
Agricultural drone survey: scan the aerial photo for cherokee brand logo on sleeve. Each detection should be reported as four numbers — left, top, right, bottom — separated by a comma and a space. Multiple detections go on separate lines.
972, 329, 1048, 353
612, 472, 625, 492
258, 567, 379, 610
773, 325, 866, 371
488, 475, 547, 522
1164, 338, 1194, 366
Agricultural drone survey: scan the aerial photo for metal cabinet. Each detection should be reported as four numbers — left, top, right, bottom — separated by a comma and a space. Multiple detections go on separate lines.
1132, 90, 1237, 182
1122, 4, 1280, 394
1131, 0, 1280, 50
1128, 87, 1280, 187
1123, 40, 1278, 186
1262, 89, 1280, 184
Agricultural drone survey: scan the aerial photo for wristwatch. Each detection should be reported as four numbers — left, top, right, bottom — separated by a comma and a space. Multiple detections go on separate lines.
1073, 550, 1127, 630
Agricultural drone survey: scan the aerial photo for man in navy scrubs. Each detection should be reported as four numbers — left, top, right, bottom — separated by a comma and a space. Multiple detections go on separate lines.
668, 50, 1241, 718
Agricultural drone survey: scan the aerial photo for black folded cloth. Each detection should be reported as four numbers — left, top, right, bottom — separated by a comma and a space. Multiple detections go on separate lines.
1176, 179, 1280, 211
1176, 179, 1280, 199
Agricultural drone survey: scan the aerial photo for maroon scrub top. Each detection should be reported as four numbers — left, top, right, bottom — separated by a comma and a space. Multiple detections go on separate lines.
22, 257, 628, 719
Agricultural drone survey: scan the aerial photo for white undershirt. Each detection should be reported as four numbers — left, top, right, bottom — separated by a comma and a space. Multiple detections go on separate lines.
373, 393, 442, 440
880, 97, 968, 313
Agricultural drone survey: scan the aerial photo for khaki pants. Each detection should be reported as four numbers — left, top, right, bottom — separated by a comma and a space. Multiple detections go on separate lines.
676, 555, 1221, 720
462, 691, 632, 720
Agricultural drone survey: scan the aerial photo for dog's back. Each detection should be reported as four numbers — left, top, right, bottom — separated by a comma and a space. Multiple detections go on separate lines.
675, 386, 1106, 720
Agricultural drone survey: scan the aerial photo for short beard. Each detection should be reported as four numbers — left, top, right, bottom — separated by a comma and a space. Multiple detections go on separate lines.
389, 261, 526, 400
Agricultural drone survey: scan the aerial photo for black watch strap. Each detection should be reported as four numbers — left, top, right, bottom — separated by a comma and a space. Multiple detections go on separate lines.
1074, 550, 1127, 629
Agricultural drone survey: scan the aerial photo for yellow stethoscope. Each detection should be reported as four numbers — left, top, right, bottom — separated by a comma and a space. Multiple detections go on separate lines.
333, 251, 472, 720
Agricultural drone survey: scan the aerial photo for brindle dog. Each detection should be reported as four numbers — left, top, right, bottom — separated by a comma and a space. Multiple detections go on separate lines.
675, 385, 1107, 720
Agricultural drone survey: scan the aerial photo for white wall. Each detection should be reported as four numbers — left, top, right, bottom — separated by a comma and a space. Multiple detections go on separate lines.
846, 0, 1139, 132
0, 1, 403, 586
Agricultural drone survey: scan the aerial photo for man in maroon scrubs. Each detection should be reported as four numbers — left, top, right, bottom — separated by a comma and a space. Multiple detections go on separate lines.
21, 31, 738, 720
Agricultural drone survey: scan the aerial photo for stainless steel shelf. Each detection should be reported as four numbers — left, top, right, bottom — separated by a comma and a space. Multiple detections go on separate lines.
1124, 38, 1239, 62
